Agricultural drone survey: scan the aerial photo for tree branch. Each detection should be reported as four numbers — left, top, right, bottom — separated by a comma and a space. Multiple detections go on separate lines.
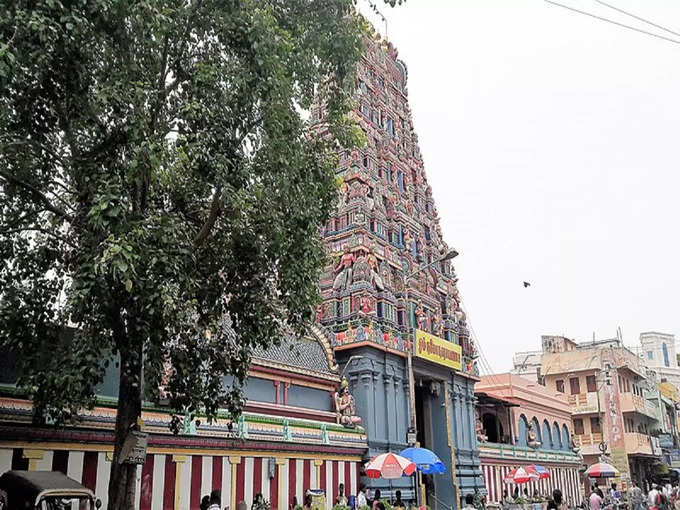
0, 227, 77, 249
0, 170, 74, 223
193, 185, 222, 245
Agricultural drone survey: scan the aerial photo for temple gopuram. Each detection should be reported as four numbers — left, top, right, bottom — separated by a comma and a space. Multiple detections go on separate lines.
313, 31, 484, 508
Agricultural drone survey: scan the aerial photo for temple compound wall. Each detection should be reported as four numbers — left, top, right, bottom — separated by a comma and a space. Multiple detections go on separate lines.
0, 329, 365, 510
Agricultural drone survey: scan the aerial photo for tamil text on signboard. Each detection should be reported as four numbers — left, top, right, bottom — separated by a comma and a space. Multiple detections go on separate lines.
119, 430, 149, 464
415, 329, 462, 371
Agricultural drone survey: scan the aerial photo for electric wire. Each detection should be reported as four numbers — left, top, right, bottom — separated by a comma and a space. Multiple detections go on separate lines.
592, 0, 680, 38
544, 0, 680, 46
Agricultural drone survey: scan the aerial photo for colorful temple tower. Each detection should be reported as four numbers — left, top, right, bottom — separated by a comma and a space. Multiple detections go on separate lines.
314, 32, 485, 508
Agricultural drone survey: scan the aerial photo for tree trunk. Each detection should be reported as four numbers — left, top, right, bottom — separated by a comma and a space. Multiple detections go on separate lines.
108, 342, 143, 510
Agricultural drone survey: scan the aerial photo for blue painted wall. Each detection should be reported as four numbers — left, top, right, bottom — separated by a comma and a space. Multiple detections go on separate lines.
337, 347, 484, 509
338, 347, 413, 499
243, 376, 277, 404
288, 384, 333, 411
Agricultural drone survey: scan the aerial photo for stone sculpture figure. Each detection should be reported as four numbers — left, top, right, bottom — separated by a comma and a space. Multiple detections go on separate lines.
334, 377, 362, 428
333, 246, 356, 291
367, 247, 385, 291
475, 412, 488, 443
352, 251, 371, 285
527, 422, 541, 448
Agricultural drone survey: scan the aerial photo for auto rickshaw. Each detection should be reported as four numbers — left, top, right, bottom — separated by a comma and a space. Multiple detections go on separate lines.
0, 470, 101, 510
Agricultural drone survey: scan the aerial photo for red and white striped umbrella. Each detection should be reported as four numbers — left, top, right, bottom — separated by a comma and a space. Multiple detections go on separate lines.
365, 453, 416, 479
585, 462, 619, 478
503, 466, 540, 484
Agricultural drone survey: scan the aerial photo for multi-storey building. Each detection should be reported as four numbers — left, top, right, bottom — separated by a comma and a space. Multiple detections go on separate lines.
540, 335, 661, 486
314, 31, 483, 508
475, 374, 583, 507
635, 332, 680, 390
511, 350, 543, 383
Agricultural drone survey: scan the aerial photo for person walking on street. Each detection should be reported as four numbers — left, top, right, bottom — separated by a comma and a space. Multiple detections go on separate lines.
547, 489, 566, 510
650, 484, 661, 510
463, 494, 476, 510
589, 487, 602, 510
630, 480, 644, 510
356, 486, 368, 509
372, 490, 381, 510
208, 490, 221, 510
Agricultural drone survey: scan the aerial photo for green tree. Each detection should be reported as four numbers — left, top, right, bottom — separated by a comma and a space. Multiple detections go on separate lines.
0, 1, 395, 508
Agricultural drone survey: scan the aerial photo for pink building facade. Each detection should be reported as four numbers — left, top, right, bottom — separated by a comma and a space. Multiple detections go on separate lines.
475, 374, 583, 506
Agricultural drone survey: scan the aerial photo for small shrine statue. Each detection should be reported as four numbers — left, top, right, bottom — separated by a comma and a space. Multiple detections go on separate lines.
334, 377, 362, 428
433, 309, 443, 336
475, 413, 488, 443
367, 246, 384, 291
527, 422, 541, 449
415, 300, 427, 330
333, 246, 356, 291
570, 433, 580, 454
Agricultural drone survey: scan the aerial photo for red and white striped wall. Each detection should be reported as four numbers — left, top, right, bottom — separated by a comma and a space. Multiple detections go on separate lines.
0, 447, 360, 510
481, 463, 582, 507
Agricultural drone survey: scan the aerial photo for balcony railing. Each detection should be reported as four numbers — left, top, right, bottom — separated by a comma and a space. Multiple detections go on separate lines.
619, 393, 657, 418
573, 432, 603, 456
567, 392, 600, 414
624, 432, 654, 456
477, 441, 582, 464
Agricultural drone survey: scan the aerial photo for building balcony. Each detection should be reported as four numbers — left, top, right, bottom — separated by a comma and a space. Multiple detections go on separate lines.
477, 441, 582, 465
624, 433, 662, 457
619, 393, 657, 418
573, 432, 604, 456
567, 392, 600, 415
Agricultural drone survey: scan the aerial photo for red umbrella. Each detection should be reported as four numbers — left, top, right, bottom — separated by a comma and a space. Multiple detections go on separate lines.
585, 462, 619, 478
526, 464, 550, 479
503, 467, 540, 484
365, 453, 416, 479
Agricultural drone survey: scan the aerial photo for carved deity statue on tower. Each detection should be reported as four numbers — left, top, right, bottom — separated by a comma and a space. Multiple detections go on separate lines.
334, 377, 361, 428
333, 246, 356, 291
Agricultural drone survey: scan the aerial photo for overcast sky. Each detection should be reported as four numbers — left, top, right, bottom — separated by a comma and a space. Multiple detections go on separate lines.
359, 0, 680, 373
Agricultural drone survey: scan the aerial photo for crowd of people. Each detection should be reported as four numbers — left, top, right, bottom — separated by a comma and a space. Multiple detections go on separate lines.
586, 481, 680, 510
196, 481, 680, 510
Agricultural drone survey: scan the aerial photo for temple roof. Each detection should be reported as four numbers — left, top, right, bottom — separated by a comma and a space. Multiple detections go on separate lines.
252, 326, 339, 380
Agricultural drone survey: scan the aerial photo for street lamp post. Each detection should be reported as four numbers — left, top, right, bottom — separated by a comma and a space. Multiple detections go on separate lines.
402, 248, 459, 505
403, 247, 459, 431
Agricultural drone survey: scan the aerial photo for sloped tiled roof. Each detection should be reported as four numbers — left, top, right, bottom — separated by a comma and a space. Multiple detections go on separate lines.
252, 331, 338, 379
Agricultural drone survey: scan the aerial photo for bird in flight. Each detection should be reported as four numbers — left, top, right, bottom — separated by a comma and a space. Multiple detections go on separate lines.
523, 281, 531, 288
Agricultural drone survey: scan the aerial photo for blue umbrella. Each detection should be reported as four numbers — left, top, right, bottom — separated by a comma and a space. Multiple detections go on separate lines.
399, 447, 447, 475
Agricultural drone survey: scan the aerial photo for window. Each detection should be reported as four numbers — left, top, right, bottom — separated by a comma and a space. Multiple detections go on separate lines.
569, 377, 580, 395
647, 351, 654, 360
663, 343, 670, 367
573, 419, 584, 435
386, 117, 394, 138
556, 380, 565, 393
586, 375, 597, 393
590, 417, 601, 434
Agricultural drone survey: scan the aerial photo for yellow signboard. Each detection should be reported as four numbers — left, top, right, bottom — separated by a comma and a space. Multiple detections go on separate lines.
660, 382, 680, 402
415, 329, 462, 371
